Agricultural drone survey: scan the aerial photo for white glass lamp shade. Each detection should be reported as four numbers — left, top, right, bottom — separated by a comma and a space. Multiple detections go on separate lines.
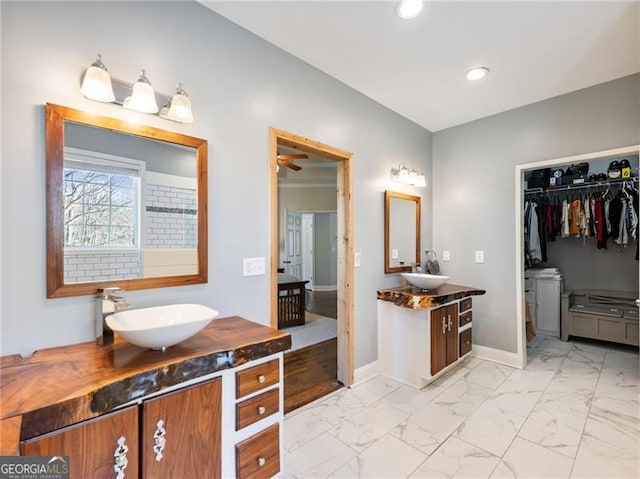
415, 173, 427, 187
397, 164, 410, 184
124, 70, 158, 114
160, 83, 194, 123
80, 55, 115, 103
409, 169, 418, 185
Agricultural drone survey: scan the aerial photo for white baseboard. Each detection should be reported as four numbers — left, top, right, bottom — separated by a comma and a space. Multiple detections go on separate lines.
313, 285, 337, 292
352, 360, 380, 386
471, 344, 524, 369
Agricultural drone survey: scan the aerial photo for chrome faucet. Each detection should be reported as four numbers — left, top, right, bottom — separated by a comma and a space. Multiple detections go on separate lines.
96, 287, 130, 346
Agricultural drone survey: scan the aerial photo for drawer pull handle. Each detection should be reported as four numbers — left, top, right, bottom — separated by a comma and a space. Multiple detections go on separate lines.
153, 419, 167, 462
258, 457, 266, 467
464, 340, 471, 345
258, 406, 266, 415
258, 375, 266, 384
114, 436, 129, 479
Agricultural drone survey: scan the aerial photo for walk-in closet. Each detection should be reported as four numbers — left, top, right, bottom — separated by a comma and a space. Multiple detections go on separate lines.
523, 151, 639, 354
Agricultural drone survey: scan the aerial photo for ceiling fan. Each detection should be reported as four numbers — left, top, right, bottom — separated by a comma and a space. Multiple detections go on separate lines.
277, 151, 309, 171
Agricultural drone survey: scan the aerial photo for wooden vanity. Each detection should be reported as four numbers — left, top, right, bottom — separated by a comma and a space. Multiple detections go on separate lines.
377, 284, 485, 388
0, 316, 290, 479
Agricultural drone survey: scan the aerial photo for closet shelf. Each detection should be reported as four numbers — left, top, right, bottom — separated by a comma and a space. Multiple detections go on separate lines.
525, 177, 638, 196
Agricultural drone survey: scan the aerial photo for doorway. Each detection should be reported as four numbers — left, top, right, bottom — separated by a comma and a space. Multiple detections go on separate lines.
269, 127, 354, 411
515, 144, 640, 368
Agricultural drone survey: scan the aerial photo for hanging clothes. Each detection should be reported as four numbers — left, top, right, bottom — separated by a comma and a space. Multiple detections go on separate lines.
561, 199, 570, 238
594, 199, 606, 249
569, 199, 582, 236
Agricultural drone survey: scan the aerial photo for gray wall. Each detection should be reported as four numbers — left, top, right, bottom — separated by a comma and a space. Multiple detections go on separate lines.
433, 73, 640, 353
314, 213, 337, 287
0, 1, 432, 367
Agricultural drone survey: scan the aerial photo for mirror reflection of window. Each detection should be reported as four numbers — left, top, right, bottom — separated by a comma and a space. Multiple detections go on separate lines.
63, 149, 143, 283
62, 121, 198, 284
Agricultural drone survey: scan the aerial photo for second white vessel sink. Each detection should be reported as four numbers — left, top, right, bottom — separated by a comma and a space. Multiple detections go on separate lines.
401, 273, 450, 290
106, 303, 219, 350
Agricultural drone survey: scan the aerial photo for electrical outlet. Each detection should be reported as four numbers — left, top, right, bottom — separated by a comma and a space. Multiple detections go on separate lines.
391, 249, 399, 260
355, 250, 362, 268
475, 251, 485, 264
243, 257, 266, 276
442, 250, 450, 261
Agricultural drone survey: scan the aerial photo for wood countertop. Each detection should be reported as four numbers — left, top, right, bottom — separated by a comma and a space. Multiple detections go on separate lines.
377, 283, 486, 309
0, 316, 290, 446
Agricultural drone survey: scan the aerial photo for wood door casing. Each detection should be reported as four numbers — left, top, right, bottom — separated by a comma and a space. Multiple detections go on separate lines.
21, 406, 139, 479
430, 306, 447, 375
142, 377, 222, 479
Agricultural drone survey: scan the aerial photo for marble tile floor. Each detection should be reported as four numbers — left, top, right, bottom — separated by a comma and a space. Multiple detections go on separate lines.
278, 335, 639, 478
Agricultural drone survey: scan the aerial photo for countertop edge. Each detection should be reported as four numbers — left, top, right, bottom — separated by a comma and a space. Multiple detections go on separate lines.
377, 284, 486, 309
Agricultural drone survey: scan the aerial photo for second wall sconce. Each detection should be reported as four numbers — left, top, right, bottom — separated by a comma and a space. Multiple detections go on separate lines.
80, 54, 194, 124
391, 163, 427, 187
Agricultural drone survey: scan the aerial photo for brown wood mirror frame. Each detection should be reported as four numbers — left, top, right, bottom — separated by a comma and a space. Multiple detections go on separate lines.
384, 190, 421, 274
46, 103, 208, 298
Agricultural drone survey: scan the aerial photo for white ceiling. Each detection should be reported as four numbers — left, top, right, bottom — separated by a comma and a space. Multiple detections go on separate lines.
202, 0, 639, 132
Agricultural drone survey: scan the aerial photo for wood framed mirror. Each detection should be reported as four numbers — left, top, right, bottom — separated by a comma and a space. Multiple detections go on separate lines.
384, 190, 421, 274
46, 103, 208, 298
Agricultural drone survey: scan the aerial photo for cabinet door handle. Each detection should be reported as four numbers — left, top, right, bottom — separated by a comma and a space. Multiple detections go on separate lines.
258, 374, 266, 384
153, 419, 167, 462
258, 457, 267, 467
442, 318, 446, 335
464, 340, 471, 345
258, 406, 266, 415
447, 315, 452, 331
114, 436, 129, 479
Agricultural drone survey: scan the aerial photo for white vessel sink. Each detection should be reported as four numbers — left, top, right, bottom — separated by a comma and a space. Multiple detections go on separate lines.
106, 304, 219, 350
401, 273, 450, 290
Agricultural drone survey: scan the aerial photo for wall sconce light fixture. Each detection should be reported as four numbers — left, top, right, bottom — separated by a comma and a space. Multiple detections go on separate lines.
391, 163, 427, 187
80, 54, 194, 123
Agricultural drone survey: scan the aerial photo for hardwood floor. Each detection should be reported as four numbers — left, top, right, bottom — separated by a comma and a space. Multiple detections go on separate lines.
283, 337, 343, 414
305, 290, 337, 319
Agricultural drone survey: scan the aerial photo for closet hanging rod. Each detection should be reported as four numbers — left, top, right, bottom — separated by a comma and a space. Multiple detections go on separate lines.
524, 177, 638, 195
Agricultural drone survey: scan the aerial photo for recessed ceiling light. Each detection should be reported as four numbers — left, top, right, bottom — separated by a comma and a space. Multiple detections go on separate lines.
465, 67, 490, 81
395, 0, 423, 20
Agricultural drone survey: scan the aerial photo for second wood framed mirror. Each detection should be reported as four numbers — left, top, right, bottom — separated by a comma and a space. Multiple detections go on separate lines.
384, 190, 421, 274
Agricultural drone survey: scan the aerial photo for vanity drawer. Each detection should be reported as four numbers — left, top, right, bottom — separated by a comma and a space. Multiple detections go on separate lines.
460, 298, 472, 313
459, 328, 472, 357
236, 424, 280, 479
459, 311, 472, 327
236, 359, 279, 398
236, 389, 279, 430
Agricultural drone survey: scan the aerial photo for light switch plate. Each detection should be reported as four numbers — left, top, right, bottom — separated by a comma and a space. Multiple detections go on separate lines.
475, 251, 485, 264
243, 257, 266, 276
355, 250, 362, 268
442, 250, 450, 261
391, 249, 399, 260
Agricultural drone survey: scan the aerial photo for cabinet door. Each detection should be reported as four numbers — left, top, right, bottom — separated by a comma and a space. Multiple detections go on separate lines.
430, 306, 447, 375
142, 377, 222, 479
21, 406, 138, 479
445, 303, 459, 366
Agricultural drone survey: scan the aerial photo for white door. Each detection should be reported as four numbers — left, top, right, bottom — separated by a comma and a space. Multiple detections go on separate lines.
284, 209, 302, 278
301, 214, 314, 289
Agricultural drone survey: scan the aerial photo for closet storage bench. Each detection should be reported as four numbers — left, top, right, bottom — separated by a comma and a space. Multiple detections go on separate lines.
561, 290, 638, 346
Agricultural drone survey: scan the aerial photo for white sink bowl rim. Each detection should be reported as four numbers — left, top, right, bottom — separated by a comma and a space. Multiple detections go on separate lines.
106, 303, 219, 350
401, 273, 450, 290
